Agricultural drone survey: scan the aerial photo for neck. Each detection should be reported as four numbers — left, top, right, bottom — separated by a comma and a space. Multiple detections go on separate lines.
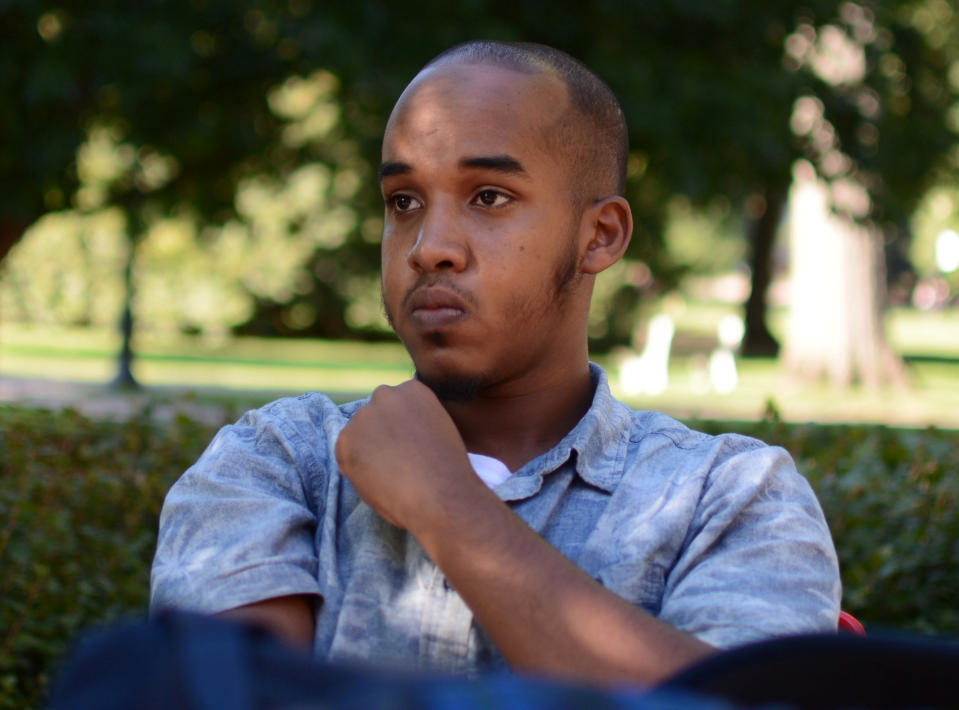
442, 360, 595, 472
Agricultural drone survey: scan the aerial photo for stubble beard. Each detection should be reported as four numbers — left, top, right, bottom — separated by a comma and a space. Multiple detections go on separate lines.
381, 225, 583, 404
414, 368, 488, 402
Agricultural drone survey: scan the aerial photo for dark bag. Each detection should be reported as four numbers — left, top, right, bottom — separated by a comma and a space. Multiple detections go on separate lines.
50, 610, 717, 710
663, 631, 959, 709
52, 610, 959, 710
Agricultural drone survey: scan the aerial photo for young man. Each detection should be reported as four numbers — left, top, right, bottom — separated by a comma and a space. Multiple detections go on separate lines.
151, 41, 840, 688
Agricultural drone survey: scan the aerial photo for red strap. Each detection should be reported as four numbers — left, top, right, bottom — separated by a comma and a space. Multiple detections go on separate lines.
838, 610, 866, 635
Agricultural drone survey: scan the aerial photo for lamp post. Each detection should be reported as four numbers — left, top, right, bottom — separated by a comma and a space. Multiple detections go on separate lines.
110, 216, 139, 390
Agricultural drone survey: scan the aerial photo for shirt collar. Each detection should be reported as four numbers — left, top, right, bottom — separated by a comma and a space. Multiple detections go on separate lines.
495, 363, 632, 500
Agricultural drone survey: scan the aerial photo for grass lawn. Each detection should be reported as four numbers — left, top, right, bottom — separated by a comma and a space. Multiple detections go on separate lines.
2, 304, 958, 428
0, 324, 413, 400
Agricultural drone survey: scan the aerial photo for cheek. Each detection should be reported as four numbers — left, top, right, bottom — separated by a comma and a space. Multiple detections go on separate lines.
380, 229, 408, 277
380, 268, 402, 309
379, 251, 408, 315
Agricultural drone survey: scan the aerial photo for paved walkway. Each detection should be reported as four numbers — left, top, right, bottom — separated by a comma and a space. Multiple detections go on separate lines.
0, 376, 250, 424
4, 375, 956, 430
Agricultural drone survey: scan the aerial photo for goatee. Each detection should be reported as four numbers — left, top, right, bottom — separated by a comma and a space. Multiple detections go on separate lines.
414, 370, 486, 402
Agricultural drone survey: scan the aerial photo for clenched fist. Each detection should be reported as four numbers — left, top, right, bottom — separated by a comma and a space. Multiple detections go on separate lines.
334, 379, 487, 533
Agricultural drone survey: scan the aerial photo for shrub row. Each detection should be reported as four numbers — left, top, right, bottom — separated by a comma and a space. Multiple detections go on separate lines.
0, 405, 221, 710
1, 405, 957, 708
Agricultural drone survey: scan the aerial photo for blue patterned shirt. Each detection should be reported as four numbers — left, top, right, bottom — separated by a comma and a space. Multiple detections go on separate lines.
151, 364, 841, 675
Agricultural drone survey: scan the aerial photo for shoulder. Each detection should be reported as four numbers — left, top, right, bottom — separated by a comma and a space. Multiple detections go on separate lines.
579, 366, 783, 493
615, 411, 839, 645
182, 392, 368, 491
151, 392, 363, 614
616, 407, 823, 531
627, 409, 760, 450
224, 392, 365, 449
624, 409, 782, 482
240, 390, 366, 429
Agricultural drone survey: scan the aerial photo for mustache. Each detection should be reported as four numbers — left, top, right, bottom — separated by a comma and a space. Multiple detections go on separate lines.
381, 277, 477, 329
400, 277, 477, 311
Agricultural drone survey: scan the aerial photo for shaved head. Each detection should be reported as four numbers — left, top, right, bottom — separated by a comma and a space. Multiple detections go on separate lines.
414, 40, 629, 206
379, 42, 634, 402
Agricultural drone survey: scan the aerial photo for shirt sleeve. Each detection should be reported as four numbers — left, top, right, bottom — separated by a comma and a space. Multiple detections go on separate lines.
150, 403, 324, 615
659, 438, 842, 649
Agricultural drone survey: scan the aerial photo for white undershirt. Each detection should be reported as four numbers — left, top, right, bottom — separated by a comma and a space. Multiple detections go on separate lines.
467, 452, 512, 489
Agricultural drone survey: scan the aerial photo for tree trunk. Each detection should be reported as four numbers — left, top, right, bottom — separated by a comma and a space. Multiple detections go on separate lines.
783, 168, 907, 389
110, 210, 140, 390
741, 182, 787, 357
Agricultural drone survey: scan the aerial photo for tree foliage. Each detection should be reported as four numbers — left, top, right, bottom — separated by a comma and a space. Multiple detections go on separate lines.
1, 0, 956, 347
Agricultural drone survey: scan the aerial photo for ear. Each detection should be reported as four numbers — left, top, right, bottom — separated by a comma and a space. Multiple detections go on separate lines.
580, 196, 632, 275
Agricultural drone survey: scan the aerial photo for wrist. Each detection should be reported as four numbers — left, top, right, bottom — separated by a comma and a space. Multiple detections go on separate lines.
405, 465, 502, 557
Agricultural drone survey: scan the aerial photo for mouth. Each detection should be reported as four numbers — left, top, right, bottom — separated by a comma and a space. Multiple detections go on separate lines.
406, 286, 469, 331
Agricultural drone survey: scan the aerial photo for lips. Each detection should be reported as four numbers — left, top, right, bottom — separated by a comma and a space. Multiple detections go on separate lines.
406, 286, 470, 330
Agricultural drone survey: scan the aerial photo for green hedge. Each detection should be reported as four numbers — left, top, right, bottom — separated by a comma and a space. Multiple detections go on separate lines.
0, 406, 219, 710
1, 405, 957, 708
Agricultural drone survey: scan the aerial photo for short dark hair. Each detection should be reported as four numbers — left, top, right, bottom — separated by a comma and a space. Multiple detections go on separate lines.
423, 40, 629, 201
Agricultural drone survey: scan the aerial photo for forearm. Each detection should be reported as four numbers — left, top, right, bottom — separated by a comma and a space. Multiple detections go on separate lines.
412, 481, 716, 687
218, 594, 316, 652
334, 379, 714, 685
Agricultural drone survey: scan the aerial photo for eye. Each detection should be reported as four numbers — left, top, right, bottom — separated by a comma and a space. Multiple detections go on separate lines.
472, 189, 512, 208
388, 193, 423, 213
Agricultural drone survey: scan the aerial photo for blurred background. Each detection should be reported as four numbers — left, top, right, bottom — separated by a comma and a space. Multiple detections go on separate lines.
2, 0, 959, 424
4, 5, 959, 707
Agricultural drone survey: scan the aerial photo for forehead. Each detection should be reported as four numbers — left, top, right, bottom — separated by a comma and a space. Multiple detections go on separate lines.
382, 62, 570, 168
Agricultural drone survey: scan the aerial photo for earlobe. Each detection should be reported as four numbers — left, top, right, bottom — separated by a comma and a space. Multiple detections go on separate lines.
581, 196, 633, 275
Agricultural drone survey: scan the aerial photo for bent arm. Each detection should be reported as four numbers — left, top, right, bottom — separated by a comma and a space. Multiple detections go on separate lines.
151, 400, 330, 642
336, 380, 716, 686
412, 476, 716, 686
412, 441, 839, 683
335, 381, 839, 686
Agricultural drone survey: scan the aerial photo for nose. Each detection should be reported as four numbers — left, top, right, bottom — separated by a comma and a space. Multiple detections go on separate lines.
407, 201, 468, 273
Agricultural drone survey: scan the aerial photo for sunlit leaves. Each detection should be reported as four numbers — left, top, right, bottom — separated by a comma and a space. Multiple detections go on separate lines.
4, 0, 959, 346
0, 210, 128, 326
72, 124, 180, 209
268, 69, 341, 147
1, 57, 378, 339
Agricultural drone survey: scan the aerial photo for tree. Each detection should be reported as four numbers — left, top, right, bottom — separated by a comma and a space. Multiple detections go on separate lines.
224, 0, 959, 359
1, 1, 340, 382
3, 1, 956, 383
781, 1, 958, 387
785, 162, 908, 387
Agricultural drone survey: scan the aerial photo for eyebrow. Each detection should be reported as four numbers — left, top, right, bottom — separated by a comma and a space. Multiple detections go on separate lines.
377, 155, 530, 182
378, 161, 411, 181
459, 155, 529, 177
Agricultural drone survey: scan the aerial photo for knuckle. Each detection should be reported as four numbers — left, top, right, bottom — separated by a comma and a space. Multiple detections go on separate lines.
370, 384, 396, 403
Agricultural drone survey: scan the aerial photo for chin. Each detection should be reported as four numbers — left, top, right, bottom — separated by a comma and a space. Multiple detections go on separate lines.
414, 369, 488, 403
